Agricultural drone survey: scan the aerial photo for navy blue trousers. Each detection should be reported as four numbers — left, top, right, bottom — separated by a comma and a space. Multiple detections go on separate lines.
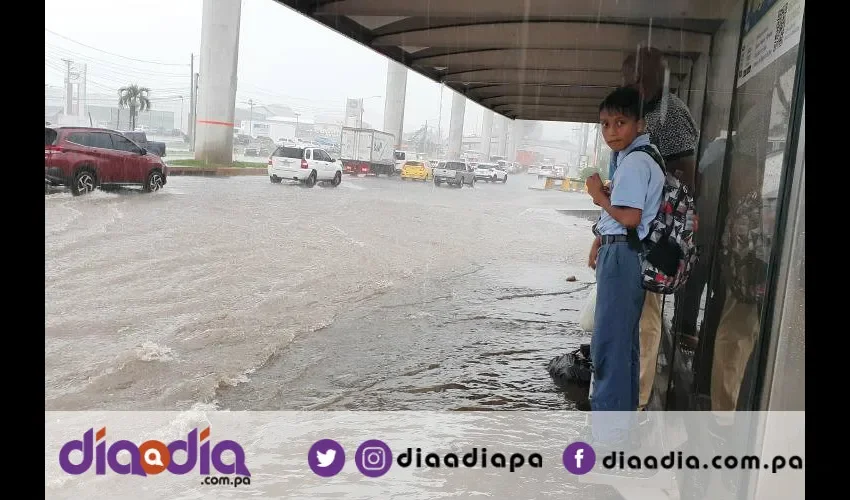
590, 241, 646, 437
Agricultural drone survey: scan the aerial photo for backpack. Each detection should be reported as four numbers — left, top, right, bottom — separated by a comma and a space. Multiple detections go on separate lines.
721, 190, 772, 304
624, 145, 700, 295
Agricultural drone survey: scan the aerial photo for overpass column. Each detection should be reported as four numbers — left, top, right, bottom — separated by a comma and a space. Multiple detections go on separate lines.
383, 60, 407, 149
194, 0, 242, 164
480, 110, 493, 159
447, 92, 465, 159
496, 116, 508, 157
510, 119, 523, 161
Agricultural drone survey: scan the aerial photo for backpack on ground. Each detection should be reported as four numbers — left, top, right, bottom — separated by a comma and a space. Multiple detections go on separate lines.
625, 145, 699, 295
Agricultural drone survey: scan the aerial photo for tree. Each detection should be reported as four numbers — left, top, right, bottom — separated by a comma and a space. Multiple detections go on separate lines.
117, 84, 151, 131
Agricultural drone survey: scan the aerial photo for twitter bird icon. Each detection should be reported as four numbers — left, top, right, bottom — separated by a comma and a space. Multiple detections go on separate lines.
317, 449, 336, 467
308, 439, 345, 477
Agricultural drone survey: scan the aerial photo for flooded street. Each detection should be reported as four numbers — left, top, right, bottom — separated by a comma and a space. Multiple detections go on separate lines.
45, 173, 599, 411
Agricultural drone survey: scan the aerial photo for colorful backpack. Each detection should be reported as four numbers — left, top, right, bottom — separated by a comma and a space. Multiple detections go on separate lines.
625, 145, 700, 295
721, 190, 772, 304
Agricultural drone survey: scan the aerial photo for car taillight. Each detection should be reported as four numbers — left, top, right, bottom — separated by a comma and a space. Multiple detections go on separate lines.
268, 158, 273, 166
46, 145, 63, 153
301, 159, 308, 169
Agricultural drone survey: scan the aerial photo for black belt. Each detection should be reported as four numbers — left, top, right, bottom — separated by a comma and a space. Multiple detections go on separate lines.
599, 234, 630, 245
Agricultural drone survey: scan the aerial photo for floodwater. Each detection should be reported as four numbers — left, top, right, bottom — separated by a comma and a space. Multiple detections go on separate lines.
45, 173, 600, 411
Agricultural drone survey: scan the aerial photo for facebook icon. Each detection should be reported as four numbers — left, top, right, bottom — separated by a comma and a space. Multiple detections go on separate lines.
563, 442, 596, 475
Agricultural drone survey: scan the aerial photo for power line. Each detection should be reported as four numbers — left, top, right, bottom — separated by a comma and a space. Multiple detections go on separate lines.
45, 28, 190, 66
45, 43, 188, 77
45, 55, 186, 84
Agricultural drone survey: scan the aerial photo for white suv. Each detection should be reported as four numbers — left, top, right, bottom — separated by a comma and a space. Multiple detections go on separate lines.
473, 163, 508, 183
268, 145, 342, 188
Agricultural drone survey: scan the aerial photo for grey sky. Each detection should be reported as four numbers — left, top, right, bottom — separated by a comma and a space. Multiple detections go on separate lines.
45, 0, 571, 139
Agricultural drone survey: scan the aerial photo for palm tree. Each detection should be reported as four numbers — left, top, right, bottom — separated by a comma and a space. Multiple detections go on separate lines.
117, 84, 151, 131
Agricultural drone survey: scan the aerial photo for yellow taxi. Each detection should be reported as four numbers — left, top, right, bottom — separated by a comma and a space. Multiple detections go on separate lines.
400, 160, 430, 181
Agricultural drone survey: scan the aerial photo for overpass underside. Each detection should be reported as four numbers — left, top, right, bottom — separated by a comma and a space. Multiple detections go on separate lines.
276, 0, 732, 125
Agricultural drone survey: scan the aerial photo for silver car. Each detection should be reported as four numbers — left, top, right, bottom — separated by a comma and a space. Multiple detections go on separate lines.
432, 160, 475, 188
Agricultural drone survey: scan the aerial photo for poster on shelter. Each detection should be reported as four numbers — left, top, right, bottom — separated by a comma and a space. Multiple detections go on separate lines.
737, 0, 804, 88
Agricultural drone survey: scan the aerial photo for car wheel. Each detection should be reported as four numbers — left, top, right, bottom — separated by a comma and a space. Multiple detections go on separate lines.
71, 169, 96, 196
304, 171, 317, 188
270, 175, 282, 184
330, 171, 342, 187
492, 175, 497, 182
144, 169, 164, 192
434, 179, 441, 186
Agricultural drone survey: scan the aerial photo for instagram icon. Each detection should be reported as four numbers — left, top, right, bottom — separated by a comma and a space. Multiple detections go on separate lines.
355, 440, 392, 477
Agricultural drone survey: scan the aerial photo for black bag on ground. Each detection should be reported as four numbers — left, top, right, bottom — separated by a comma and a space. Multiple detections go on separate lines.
547, 343, 592, 387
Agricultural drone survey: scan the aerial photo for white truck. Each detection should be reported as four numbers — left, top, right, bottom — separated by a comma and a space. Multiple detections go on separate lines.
339, 127, 396, 176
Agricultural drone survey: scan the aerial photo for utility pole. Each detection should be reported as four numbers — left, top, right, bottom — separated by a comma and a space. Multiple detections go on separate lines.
61, 58, 73, 116
580, 123, 589, 157
179, 96, 184, 132
248, 99, 254, 136
192, 72, 199, 151
188, 53, 195, 145
421, 121, 427, 154
592, 123, 602, 174
78, 64, 87, 119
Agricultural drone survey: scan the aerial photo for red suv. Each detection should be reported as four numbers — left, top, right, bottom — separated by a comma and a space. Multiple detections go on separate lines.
45, 126, 168, 196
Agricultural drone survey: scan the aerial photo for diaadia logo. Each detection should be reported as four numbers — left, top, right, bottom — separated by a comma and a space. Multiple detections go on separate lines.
58, 427, 251, 477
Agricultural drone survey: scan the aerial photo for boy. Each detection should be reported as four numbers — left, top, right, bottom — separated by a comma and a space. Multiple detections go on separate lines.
586, 87, 665, 424
605, 47, 699, 411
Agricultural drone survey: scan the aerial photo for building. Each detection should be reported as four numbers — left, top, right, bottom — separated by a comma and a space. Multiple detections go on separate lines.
239, 115, 315, 142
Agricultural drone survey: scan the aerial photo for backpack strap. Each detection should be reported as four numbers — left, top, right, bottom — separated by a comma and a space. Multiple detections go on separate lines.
622, 144, 666, 247
626, 144, 667, 176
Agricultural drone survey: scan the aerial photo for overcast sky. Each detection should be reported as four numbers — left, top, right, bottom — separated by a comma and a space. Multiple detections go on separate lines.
45, 0, 570, 139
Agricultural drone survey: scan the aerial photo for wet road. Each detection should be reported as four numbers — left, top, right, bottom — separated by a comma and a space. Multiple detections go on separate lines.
45, 172, 599, 411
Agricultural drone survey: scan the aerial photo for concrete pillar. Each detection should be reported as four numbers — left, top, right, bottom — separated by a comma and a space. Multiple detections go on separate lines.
510, 119, 523, 161
383, 60, 407, 149
496, 116, 509, 157
194, 0, 242, 164
447, 91, 466, 159
480, 110, 493, 159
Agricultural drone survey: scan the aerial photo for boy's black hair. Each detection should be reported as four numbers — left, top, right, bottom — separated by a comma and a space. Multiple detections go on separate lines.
599, 86, 643, 120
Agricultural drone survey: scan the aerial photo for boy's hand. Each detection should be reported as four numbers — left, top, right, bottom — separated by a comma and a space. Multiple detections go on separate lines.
588, 236, 601, 270
586, 174, 608, 205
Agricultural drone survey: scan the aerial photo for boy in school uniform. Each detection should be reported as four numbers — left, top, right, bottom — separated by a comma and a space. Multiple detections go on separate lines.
586, 87, 665, 430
